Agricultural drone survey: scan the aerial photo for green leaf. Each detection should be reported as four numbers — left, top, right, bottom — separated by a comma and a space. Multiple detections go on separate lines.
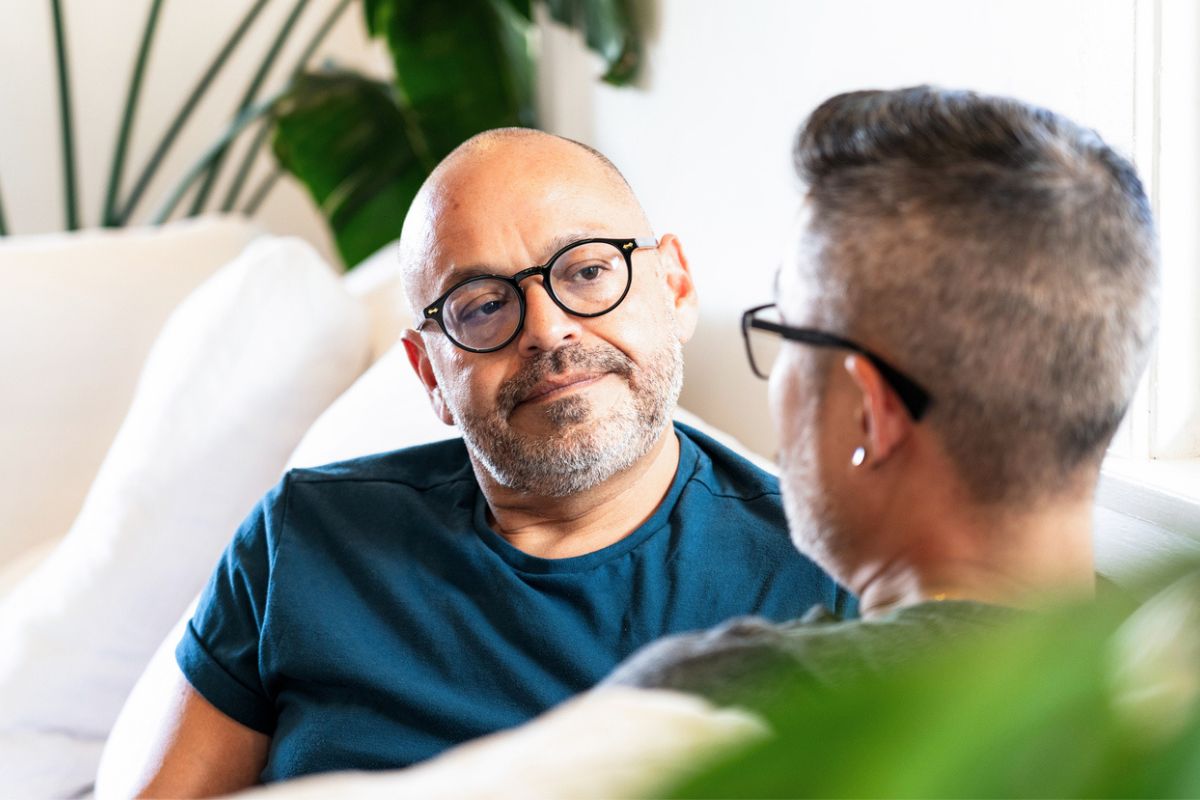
542, 0, 640, 85
377, 0, 532, 161
361, 0, 389, 37
500, 0, 534, 22
668, 586, 1200, 799
271, 70, 428, 268
488, 0, 538, 124
0, 176, 8, 236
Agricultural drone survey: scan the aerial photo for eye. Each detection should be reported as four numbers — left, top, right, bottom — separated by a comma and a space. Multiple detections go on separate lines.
563, 260, 612, 282
446, 280, 516, 328
461, 295, 509, 321
576, 264, 604, 281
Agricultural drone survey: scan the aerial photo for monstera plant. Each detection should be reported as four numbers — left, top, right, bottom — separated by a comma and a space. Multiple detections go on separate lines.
13, 0, 640, 268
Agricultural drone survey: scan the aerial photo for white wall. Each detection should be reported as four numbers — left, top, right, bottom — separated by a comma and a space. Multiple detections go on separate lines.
1, 0, 1178, 459
0, 0, 391, 268
539, 0, 1142, 458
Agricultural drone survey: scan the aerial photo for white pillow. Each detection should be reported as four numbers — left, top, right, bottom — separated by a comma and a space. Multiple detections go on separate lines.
341, 238, 407, 365
0, 237, 370, 799
0, 216, 263, 564
286, 340, 454, 469
229, 687, 765, 800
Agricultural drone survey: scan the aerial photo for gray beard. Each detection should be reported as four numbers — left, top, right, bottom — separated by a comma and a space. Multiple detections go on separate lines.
457, 340, 683, 496
777, 417, 846, 576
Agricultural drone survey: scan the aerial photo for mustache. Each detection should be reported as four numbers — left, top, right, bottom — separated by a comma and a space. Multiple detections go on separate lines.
497, 344, 636, 416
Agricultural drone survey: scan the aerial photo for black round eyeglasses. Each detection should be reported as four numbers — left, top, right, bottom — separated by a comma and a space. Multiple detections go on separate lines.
417, 237, 658, 353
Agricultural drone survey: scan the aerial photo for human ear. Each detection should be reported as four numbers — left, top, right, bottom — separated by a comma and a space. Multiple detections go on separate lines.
842, 354, 911, 466
401, 329, 455, 426
654, 234, 698, 344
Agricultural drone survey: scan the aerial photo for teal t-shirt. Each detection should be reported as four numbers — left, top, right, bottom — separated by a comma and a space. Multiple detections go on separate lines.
177, 422, 851, 781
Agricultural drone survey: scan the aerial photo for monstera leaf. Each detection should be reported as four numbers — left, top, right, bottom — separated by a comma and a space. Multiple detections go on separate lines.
274, 0, 641, 269
543, 0, 640, 85
271, 70, 427, 268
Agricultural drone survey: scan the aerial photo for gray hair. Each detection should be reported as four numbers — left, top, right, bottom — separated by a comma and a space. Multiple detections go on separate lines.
794, 86, 1159, 503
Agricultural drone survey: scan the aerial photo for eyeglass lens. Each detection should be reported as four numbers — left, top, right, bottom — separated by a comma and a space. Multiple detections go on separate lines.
441, 241, 631, 350
746, 305, 784, 377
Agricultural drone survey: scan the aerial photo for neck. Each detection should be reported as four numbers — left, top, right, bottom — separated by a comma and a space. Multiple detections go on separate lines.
848, 490, 1096, 620
474, 426, 681, 559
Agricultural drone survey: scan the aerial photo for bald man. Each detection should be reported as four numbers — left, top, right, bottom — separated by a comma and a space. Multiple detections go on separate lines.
126, 129, 849, 796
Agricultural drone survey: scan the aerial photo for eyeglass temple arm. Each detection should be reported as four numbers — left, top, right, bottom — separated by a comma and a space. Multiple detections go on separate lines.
756, 318, 931, 421
856, 352, 930, 421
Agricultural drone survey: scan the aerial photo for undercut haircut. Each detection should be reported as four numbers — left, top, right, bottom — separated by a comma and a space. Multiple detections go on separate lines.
794, 86, 1159, 503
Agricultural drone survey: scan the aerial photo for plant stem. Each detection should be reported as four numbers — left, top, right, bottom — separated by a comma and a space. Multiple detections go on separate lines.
220, 121, 273, 214
0, 177, 9, 236
242, 167, 283, 215
102, 0, 166, 227
118, 0, 273, 225
221, 0, 355, 213
152, 95, 282, 224
188, 0, 312, 216
50, 0, 80, 230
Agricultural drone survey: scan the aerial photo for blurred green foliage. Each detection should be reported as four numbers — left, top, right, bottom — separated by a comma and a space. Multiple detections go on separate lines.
667, 567, 1200, 799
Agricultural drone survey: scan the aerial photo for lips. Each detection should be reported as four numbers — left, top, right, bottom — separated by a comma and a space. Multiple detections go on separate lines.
518, 372, 606, 404
497, 344, 636, 417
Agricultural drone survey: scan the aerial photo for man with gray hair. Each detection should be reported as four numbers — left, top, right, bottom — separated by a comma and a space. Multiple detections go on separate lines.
607, 84, 1159, 706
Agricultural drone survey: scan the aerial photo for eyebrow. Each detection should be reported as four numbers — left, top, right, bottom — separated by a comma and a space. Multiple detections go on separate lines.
433, 229, 601, 297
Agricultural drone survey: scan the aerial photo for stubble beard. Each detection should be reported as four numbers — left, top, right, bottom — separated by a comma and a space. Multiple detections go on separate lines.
778, 403, 846, 575
456, 339, 684, 497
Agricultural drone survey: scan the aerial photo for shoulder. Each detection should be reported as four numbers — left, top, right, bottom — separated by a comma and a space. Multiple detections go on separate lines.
605, 616, 805, 697
884, 600, 1020, 634
283, 436, 474, 492
247, 438, 478, 559
673, 421, 780, 503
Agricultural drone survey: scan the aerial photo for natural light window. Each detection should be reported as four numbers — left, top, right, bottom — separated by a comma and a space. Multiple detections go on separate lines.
1103, 0, 1200, 503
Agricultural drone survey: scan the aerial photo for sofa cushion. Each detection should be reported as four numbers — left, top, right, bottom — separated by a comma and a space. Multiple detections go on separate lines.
286, 340, 451, 469
341, 238, 409, 365
0, 216, 263, 564
0, 237, 369, 798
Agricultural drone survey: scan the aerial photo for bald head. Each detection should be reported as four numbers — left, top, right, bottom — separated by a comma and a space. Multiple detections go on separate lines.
398, 128, 651, 316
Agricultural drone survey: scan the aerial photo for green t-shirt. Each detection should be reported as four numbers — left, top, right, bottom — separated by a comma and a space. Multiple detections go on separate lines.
605, 600, 1014, 715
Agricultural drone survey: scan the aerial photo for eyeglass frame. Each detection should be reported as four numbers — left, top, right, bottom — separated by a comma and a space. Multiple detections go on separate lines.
417, 236, 659, 354
741, 303, 932, 420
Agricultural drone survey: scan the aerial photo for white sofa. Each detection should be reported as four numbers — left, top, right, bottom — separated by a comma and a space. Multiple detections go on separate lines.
2, 219, 1197, 799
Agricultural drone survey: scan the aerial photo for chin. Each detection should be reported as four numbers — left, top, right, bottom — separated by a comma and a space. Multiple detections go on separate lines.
539, 395, 593, 428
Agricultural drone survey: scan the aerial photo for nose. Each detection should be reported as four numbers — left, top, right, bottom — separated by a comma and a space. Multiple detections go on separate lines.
516, 277, 582, 355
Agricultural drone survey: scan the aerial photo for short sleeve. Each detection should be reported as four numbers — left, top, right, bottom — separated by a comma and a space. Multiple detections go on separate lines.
175, 478, 287, 734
